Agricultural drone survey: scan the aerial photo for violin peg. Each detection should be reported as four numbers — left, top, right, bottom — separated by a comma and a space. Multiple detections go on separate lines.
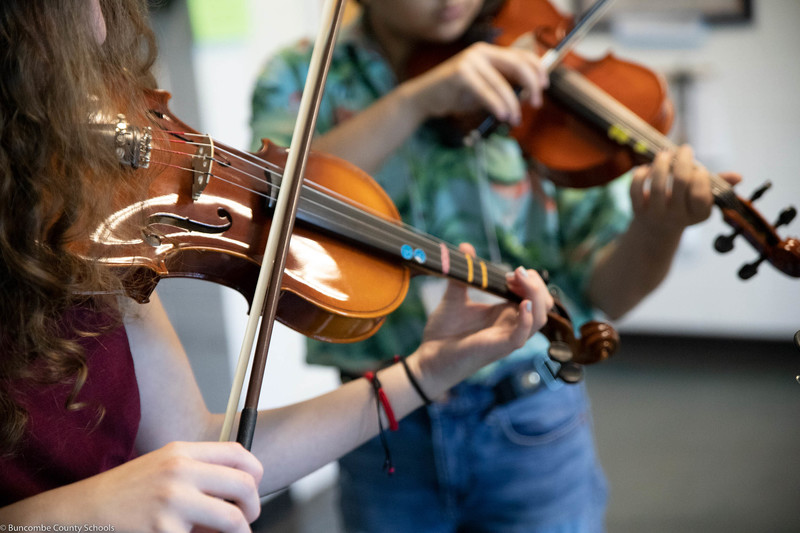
775, 207, 797, 228
749, 181, 772, 202
714, 231, 739, 253
548, 340, 573, 364
556, 361, 584, 384
738, 255, 766, 280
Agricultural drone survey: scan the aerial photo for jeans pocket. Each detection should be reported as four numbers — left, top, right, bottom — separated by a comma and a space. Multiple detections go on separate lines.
490, 396, 588, 446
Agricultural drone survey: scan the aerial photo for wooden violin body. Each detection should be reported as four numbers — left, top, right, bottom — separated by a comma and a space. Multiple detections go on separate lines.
76, 90, 618, 366
80, 90, 410, 343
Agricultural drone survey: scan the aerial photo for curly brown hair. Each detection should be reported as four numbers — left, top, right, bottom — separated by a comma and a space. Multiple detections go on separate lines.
0, 0, 157, 453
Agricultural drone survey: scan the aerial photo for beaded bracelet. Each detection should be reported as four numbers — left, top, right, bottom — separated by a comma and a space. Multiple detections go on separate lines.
395, 355, 432, 406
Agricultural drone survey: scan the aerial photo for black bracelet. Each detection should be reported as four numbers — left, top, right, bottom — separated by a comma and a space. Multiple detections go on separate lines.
395, 355, 432, 406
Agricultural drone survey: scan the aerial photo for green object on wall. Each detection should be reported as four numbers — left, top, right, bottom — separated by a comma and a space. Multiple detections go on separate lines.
187, 0, 249, 43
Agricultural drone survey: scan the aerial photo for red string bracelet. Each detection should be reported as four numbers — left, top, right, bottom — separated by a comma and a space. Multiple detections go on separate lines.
364, 371, 398, 431
364, 370, 397, 475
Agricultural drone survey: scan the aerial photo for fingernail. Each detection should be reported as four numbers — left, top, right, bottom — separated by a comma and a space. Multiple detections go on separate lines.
517, 266, 529, 278
525, 301, 532, 313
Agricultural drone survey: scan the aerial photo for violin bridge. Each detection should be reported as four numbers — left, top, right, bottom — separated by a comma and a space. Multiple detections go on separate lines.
191, 134, 214, 200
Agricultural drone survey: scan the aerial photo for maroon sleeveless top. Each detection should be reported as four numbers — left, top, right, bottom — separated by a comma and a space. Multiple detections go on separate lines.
0, 308, 141, 506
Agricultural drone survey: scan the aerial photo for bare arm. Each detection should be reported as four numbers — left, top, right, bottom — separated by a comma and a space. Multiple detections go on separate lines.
207, 256, 552, 492
587, 208, 684, 320
131, 261, 550, 495
588, 146, 741, 319
0, 296, 264, 532
313, 43, 548, 174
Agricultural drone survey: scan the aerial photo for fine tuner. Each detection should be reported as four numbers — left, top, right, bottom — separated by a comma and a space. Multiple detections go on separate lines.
93, 114, 153, 170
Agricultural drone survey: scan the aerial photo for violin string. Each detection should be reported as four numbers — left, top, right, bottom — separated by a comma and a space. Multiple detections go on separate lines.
149, 100, 762, 279
554, 74, 770, 237
150, 140, 414, 231
158, 132, 286, 175
556, 70, 734, 194
148, 138, 512, 285
148, 154, 269, 198
568, 72, 675, 155
151, 145, 276, 195
148, 150, 478, 269
554, 69, 672, 156
163, 115, 746, 227
152, 135, 489, 249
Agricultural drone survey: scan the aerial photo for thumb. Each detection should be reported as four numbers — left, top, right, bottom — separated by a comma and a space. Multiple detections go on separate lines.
458, 241, 477, 257
719, 171, 742, 186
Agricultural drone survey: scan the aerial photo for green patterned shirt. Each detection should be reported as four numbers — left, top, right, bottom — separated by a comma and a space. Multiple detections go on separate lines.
250, 19, 633, 380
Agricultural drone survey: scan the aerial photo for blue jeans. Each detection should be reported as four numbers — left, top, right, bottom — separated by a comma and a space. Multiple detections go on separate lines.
338, 374, 608, 533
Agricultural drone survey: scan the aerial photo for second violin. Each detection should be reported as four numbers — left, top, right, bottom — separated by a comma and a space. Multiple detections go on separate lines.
422, 0, 800, 279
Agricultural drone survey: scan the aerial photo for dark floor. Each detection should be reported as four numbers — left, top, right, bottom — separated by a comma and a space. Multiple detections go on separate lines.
251, 333, 800, 533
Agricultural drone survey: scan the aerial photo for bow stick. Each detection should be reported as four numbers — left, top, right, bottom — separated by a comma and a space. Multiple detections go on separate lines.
469, 0, 615, 142
220, 0, 348, 448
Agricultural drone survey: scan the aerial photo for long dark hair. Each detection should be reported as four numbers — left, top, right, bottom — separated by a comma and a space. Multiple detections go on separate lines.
0, 0, 157, 454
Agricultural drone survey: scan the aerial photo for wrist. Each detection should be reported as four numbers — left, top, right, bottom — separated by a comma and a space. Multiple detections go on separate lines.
397, 75, 438, 124
406, 341, 476, 401
628, 215, 685, 250
395, 355, 433, 405
405, 345, 447, 401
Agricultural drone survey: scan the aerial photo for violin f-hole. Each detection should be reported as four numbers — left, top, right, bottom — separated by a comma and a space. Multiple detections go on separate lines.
142, 208, 233, 246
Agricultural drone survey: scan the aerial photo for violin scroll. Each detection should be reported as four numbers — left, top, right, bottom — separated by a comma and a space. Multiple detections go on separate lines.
713, 182, 800, 279
576, 321, 619, 365
539, 297, 619, 384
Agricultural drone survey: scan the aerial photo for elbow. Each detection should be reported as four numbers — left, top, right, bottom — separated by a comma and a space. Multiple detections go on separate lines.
588, 290, 638, 322
600, 305, 630, 322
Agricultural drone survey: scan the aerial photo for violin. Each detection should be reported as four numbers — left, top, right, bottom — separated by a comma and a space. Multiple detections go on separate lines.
78, 89, 618, 378
414, 0, 800, 280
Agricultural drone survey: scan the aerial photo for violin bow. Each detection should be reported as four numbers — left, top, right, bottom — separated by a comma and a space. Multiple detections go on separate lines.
219, 0, 348, 448
540, 0, 614, 72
